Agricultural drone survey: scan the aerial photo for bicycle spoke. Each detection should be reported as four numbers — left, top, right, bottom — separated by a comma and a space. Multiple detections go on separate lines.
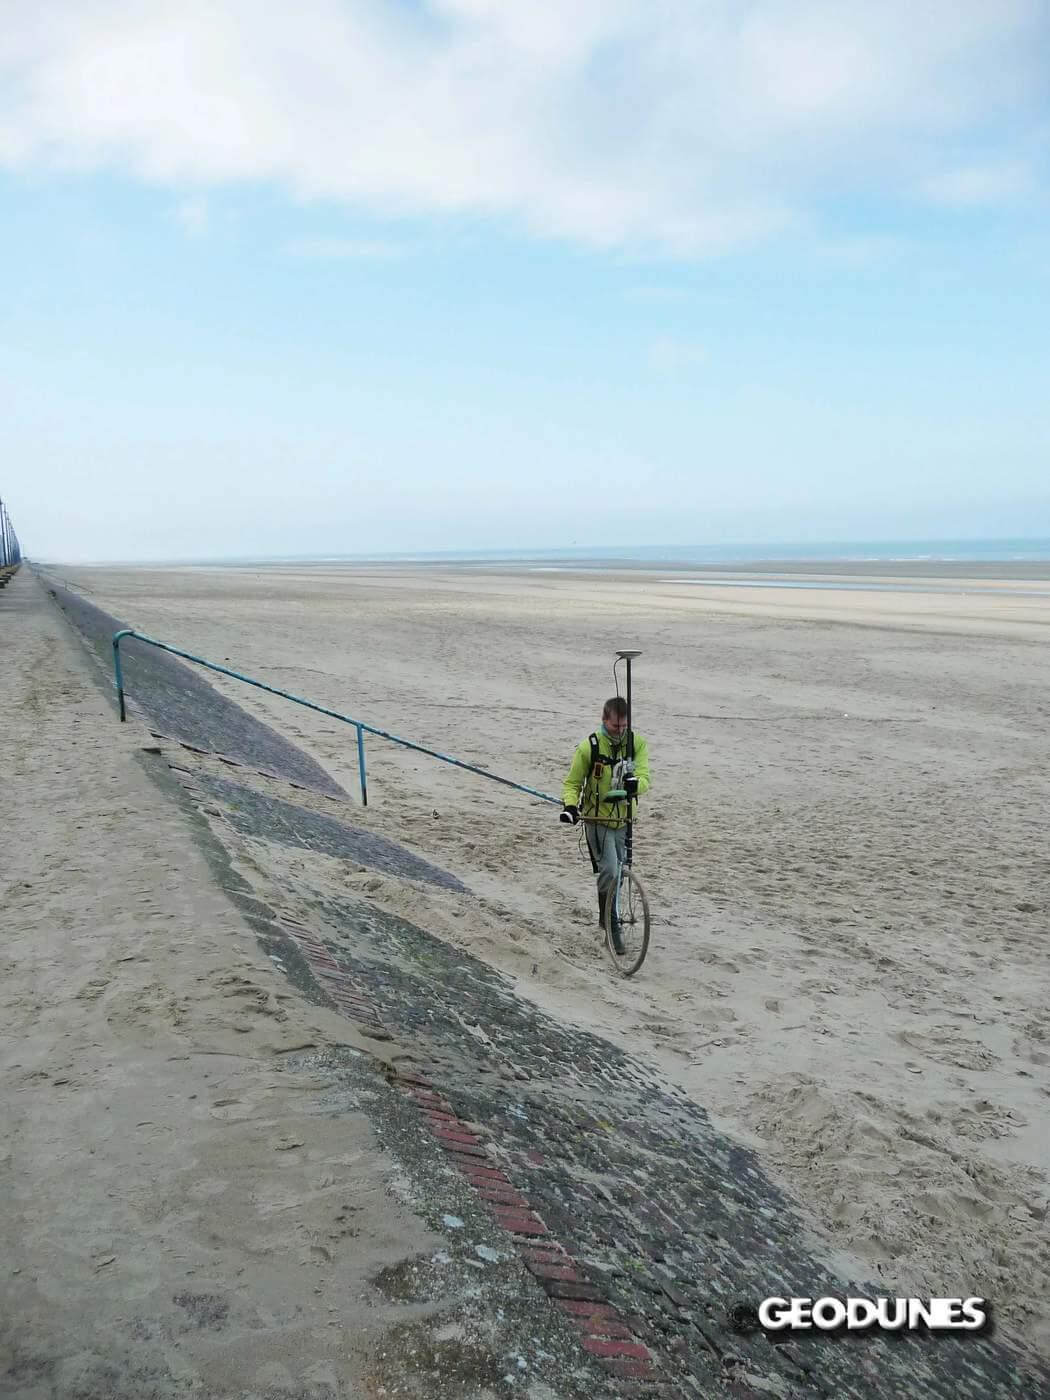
603, 867, 651, 977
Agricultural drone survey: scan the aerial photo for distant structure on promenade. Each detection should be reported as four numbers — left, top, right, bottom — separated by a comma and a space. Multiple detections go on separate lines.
0, 497, 22, 568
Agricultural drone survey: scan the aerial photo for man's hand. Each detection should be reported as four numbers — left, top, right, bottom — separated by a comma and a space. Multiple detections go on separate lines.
624, 776, 639, 798
560, 805, 580, 824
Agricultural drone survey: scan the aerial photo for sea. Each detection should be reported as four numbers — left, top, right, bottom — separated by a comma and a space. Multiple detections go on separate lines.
359, 538, 1050, 565
174, 536, 1050, 571
127, 537, 1048, 595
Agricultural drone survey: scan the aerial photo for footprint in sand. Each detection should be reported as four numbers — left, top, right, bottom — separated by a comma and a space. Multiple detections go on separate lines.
209, 1098, 257, 1121
75, 978, 109, 1002
952, 1098, 1026, 1143
636, 1021, 677, 1040
896, 1027, 999, 1072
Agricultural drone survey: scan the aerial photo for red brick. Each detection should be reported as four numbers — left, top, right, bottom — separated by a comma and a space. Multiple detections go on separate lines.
431, 1122, 479, 1140
445, 1142, 492, 1164
453, 1161, 508, 1180
603, 1359, 655, 1380
569, 1317, 635, 1340
477, 1187, 530, 1208
490, 1204, 541, 1221
508, 1219, 550, 1237
435, 1137, 482, 1154
557, 1300, 619, 1318
516, 1245, 569, 1263
431, 1118, 477, 1135
447, 1153, 497, 1172
490, 1210, 548, 1236
458, 1176, 509, 1194
523, 1262, 581, 1282
545, 1281, 605, 1301
581, 1339, 652, 1361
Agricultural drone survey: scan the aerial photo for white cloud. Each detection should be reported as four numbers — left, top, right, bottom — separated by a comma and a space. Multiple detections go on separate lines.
0, 1, 1045, 254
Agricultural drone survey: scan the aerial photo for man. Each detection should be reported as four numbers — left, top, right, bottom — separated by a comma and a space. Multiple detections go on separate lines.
561, 696, 650, 954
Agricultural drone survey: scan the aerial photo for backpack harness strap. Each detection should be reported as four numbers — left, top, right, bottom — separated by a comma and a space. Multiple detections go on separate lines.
582, 729, 635, 872
588, 730, 633, 776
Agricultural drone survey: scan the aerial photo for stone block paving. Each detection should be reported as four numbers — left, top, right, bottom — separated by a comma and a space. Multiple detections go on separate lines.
276, 893, 1049, 1400
194, 770, 469, 892
45, 579, 346, 797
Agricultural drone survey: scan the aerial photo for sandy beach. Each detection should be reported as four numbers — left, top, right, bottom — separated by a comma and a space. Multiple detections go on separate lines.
2, 569, 496, 1398
39, 558, 1049, 1364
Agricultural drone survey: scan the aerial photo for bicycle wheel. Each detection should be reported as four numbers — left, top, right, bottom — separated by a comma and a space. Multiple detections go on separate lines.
603, 866, 651, 977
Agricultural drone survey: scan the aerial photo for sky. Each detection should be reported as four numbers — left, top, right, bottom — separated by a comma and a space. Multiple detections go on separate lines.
2, 0, 1049, 562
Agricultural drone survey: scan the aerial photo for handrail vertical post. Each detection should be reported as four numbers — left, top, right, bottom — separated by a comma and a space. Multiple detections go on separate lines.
112, 630, 130, 722
356, 724, 368, 806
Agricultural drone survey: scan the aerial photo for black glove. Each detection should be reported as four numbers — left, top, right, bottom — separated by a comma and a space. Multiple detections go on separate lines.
560, 805, 580, 824
624, 777, 639, 798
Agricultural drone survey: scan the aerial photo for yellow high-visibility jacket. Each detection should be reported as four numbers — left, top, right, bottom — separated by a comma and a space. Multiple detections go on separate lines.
562, 729, 650, 829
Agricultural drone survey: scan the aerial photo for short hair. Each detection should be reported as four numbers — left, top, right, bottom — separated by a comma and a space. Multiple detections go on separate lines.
603, 696, 628, 719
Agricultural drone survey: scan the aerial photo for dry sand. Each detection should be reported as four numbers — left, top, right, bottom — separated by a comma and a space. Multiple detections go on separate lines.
40, 561, 1050, 1358
0, 571, 501, 1397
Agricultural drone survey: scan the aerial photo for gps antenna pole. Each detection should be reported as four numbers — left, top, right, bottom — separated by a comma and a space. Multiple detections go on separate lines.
616, 649, 642, 867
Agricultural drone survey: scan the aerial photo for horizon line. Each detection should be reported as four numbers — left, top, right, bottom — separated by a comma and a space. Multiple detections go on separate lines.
29, 532, 1050, 568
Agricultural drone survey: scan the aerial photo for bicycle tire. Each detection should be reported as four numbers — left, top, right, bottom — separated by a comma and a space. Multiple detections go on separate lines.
603, 866, 651, 977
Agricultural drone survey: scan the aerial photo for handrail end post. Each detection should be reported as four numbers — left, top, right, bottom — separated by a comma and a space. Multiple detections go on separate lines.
356, 724, 368, 807
111, 629, 132, 722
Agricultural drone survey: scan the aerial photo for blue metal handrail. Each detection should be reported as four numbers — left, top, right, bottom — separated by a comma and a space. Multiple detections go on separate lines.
112, 627, 561, 809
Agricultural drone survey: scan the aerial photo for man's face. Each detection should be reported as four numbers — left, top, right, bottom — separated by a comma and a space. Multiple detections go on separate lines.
603, 710, 627, 740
